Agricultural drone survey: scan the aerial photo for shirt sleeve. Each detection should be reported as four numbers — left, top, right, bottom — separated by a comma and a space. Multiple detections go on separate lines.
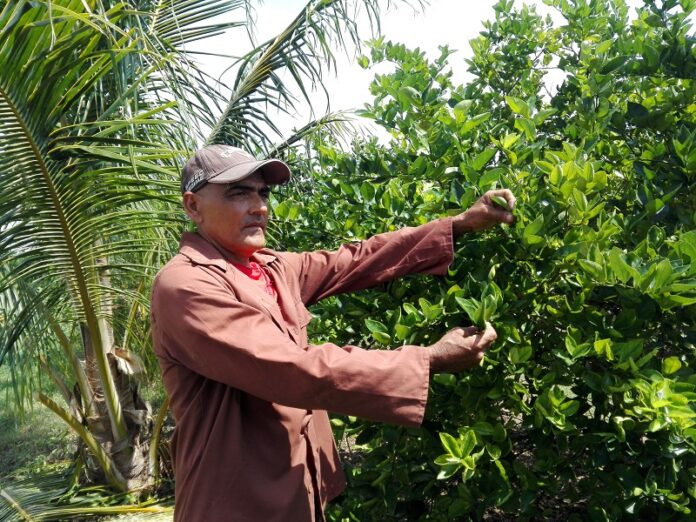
151, 265, 430, 427
281, 218, 455, 305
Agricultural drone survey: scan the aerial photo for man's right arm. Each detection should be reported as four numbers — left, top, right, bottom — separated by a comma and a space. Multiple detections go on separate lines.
151, 263, 432, 426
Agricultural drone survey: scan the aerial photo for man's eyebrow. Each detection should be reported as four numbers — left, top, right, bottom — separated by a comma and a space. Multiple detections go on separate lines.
224, 183, 269, 192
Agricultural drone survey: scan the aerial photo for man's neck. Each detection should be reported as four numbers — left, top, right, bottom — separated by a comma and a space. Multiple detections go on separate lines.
196, 230, 253, 267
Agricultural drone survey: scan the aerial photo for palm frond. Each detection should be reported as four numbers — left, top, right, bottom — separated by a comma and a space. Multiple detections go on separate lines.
137, 0, 253, 145
149, 0, 248, 46
0, 283, 70, 416
208, 0, 399, 150
0, 464, 173, 521
0, 1, 188, 453
268, 109, 359, 156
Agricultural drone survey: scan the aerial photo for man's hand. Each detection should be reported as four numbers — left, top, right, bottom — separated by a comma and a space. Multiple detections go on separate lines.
428, 324, 497, 373
452, 189, 516, 237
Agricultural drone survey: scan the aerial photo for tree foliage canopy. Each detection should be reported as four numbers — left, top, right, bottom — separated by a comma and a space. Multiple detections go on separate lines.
273, 0, 696, 519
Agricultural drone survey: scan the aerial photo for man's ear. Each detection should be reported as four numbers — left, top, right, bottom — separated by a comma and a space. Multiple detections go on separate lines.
182, 192, 203, 224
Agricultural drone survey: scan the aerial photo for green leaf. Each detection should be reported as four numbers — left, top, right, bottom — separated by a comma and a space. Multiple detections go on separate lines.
594, 338, 613, 360
645, 13, 663, 27
596, 39, 613, 54
364, 318, 387, 334
398, 85, 421, 108
439, 432, 462, 458
534, 108, 557, 125
608, 248, 635, 283
394, 324, 411, 341
509, 345, 532, 364
662, 356, 682, 375
505, 96, 530, 117
579, 259, 604, 281
459, 430, 477, 457
455, 297, 483, 327
514, 117, 536, 140
565, 333, 592, 359
650, 259, 674, 292
472, 421, 495, 436
462, 112, 491, 132
648, 419, 667, 432
502, 133, 520, 150
523, 215, 544, 236
471, 148, 497, 171
364, 319, 390, 344
677, 230, 696, 263
433, 373, 457, 386
560, 400, 580, 417
418, 297, 442, 320
359, 182, 375, 202
522, 215, 545, 246
453, 99, 473, 115
436, 462, 460, 480
370, 332, 391, 344
487, 444, 502, 460
600, 55, 627, 74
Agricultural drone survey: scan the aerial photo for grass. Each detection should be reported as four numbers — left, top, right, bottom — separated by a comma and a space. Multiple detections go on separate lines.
0, 366, 173, 521
0, 366, 76, 481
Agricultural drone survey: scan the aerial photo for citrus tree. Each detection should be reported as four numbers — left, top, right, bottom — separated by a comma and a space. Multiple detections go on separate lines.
272, 0, 696, 519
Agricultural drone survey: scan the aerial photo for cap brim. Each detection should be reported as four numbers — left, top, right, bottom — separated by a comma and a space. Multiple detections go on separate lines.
207, 158, 290, 186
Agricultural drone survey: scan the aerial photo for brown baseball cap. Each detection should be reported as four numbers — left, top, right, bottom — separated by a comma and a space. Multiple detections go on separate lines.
181, 144, 291, 193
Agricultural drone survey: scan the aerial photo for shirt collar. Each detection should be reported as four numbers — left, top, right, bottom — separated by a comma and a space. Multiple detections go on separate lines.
178, 231, 276, 271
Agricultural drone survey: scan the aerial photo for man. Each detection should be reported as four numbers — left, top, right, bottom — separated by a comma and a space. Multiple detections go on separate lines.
150, 144, 515, 521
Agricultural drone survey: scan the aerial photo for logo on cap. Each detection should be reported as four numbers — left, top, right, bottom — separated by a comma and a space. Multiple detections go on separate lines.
185, 169, 206, 192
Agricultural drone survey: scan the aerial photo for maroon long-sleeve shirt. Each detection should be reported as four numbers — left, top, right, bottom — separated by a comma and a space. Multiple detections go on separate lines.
150, 218, 454, 521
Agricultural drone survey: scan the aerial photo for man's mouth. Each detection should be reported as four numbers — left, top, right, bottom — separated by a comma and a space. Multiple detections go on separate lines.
244, 223, 266, 231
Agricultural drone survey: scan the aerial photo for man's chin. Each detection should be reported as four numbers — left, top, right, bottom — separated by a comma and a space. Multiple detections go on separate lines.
246, 234, 266, 251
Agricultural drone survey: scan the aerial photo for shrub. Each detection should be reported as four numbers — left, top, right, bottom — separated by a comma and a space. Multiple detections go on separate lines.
273, 0, 696, 519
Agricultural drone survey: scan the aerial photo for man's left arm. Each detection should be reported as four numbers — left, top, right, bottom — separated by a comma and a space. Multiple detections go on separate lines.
284, 189, 516, 306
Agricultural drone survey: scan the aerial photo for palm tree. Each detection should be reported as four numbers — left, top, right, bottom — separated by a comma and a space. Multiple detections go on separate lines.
0, 0, 407, 498
0, 0, 219, 491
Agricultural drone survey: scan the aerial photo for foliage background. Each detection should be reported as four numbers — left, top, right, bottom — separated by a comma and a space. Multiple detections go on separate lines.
0, 0, 695, 520
270, 0, 696, 519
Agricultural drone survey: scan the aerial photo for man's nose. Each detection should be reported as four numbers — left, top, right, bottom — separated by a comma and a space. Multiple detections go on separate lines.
249, 192, 268, 215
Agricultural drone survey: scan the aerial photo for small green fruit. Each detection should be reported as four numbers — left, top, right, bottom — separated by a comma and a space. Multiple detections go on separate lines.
490, 195, 512, 211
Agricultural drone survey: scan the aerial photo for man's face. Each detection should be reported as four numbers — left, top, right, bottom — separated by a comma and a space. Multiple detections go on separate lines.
183, 171, 270, 263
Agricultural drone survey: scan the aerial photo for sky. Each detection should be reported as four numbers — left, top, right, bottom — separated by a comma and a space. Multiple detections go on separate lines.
190, 0, 506, 139
251, 0, 504, 114
189, 0, 654, 142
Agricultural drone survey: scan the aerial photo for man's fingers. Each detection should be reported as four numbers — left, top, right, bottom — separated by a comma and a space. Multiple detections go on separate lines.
486, 322, 498, 338
488, 189, 516, 210
488, 206, 514, 225
457, 326, 479, 337
479, 323, 498, 344
468, 323, 497, 348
